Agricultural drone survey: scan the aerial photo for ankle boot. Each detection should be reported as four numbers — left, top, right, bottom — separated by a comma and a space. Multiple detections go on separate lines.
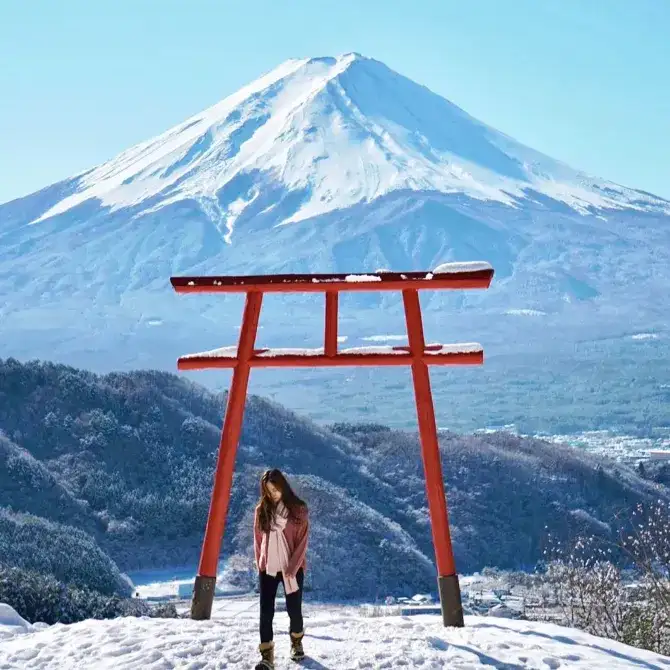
255, 641, 275, 669
290, 631, 305, 661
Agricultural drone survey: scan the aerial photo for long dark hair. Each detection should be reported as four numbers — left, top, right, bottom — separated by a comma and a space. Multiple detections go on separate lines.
255, 469, 307, 533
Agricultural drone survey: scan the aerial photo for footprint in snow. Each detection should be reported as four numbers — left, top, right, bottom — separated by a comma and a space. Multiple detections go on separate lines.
426, 636, 449, 651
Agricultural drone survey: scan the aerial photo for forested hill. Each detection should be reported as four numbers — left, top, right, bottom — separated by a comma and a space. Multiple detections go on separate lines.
0, 358, 667, 599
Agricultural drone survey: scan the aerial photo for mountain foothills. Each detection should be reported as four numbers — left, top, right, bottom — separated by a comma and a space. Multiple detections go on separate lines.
1, 358, 668, 600
1, 54, 669, 433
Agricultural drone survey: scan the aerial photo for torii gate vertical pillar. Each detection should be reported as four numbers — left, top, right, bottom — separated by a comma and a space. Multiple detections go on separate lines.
403, 289, 463, 627
191, 291, 263, 620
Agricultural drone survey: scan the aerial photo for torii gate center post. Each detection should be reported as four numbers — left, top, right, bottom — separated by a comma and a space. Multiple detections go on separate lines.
170, 264, 494, 627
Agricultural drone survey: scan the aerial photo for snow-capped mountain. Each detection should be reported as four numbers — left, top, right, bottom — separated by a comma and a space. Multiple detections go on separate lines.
2, 53, 669, 431
28, 53, 669, 229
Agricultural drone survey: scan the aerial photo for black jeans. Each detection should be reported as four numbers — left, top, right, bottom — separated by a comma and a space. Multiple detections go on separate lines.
259, 569, 304, 643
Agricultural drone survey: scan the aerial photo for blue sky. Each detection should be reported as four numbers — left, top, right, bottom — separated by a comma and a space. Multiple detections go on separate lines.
1, 0, 668, 203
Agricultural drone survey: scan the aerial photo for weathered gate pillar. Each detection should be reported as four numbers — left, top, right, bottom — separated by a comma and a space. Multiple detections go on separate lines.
403, 289, 463, 626
190, 292, 262, 620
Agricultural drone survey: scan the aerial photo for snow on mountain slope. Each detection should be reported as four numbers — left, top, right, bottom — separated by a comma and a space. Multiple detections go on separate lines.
2, 53, 670, 432
2, 600, 669, 669
28, 52, 670, 233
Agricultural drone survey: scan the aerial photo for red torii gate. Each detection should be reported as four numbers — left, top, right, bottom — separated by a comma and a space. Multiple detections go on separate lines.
170, 263, 494, 627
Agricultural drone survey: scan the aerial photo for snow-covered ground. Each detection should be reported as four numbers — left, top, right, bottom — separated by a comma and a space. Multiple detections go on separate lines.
1, 598, 669, 669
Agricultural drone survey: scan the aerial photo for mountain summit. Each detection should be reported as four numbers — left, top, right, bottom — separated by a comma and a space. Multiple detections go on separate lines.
28, 52, 668, 234
2, 54, 669, 432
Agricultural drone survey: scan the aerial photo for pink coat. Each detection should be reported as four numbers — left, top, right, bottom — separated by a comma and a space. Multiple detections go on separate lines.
254, 505, 309, 576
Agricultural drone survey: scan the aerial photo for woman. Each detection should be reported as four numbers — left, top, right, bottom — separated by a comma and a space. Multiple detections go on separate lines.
254, 469, 309, 670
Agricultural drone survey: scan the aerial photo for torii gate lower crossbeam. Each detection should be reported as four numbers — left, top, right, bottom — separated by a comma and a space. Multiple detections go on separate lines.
170, 265, 494, 627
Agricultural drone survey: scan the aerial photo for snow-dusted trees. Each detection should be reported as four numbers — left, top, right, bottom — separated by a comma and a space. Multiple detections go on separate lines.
539, 501, 670, 655
0, 508, 130, 597
0, 566, 177, 625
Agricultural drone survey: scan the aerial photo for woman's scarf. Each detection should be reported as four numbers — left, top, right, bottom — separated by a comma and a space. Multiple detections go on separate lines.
261, 502, 299, 594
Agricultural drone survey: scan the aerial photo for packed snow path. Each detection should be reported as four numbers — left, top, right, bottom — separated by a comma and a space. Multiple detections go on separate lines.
1, 599, 669, 669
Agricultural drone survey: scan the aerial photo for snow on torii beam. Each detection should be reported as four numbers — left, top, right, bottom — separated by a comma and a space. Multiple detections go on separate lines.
170, 262, 494, 627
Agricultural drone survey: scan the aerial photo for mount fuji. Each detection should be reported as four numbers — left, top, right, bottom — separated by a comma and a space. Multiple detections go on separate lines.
2, 53, 669, 433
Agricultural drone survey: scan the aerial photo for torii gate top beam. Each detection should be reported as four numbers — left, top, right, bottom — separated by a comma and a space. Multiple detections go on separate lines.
170, 262, 493, 294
